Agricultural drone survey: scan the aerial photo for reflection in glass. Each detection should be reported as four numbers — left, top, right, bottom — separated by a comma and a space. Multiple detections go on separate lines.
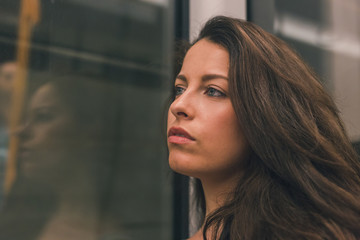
0, 61, 16, 208
0, 0, 173, 239
1, 78, 116, 239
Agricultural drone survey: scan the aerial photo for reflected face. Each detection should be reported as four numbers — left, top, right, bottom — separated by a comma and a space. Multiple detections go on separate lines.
167, 39, 249, 181
0, 62, 17, 96
0, 62, 16, 101
18, 83, 80, 181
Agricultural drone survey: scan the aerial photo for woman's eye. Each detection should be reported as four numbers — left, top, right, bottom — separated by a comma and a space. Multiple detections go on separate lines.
205, 87, 226, 97
174, 86, 185, 97
33, 112, 54, 123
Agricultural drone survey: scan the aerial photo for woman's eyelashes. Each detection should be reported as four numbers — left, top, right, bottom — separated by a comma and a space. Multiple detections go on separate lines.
174, 85, 226, 98
204, 87, 226, 97
31, 109, 55, 123
174, 86, 185, 97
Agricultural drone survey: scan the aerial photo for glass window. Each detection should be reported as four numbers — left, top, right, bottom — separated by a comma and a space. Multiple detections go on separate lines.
0, 0, 173, 239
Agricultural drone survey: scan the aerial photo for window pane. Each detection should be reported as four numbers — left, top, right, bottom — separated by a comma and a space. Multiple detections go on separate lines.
0, 0, 173, 239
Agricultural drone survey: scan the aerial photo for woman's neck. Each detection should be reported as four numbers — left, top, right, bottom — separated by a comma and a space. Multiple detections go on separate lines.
189, 173, 240, 240
202, 174, 239, 215
39, 180, 99, 240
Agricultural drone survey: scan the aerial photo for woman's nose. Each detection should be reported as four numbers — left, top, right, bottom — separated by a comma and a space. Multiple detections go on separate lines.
14, 122, 31, 140
170, 92, 195, 120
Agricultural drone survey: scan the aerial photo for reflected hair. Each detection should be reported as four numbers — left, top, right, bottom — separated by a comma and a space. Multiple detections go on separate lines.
189, 16, 360, 240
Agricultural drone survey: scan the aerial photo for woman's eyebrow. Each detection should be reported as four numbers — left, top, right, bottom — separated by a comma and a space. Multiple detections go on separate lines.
176, 74, 187, 82
202, 74, 228, 82
176, 74, 228, 82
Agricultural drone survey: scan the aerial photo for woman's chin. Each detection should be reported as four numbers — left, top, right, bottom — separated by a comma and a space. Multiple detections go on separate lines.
169, 159, 202, 178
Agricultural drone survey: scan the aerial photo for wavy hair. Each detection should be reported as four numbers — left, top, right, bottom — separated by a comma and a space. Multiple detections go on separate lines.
189, 16, 360, 240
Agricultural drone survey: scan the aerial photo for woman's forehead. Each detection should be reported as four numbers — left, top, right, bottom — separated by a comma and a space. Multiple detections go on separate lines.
30, 84, 62, 109
180, 39, 229, 76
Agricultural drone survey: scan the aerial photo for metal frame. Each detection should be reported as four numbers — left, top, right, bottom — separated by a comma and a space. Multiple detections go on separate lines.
173, 0, 190, 239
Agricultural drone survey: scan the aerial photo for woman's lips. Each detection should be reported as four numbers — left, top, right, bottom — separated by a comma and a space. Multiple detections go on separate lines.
168, 127, 195, 144
168, 135, 194, 144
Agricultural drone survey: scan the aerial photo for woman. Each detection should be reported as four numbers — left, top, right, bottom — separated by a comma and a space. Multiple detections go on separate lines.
167, 16, 360, 240
0, 77, 120, 240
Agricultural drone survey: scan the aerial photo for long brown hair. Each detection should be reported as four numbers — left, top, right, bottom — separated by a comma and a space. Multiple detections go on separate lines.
189, 16, 360, 240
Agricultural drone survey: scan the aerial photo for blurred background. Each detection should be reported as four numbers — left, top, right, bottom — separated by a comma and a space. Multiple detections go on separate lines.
248, 0, 360, 147
0, 0, 358, 239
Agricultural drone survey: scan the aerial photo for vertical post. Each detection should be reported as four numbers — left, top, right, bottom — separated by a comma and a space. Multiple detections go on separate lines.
173, 0, 189, 239
4, 0, 40, 194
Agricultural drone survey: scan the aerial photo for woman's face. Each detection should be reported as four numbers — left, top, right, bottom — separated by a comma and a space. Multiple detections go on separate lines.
18, 83, 81, 182
167, 39, 249, 181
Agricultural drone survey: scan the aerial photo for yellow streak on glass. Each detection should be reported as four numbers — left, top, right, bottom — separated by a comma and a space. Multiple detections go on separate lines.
4, 0, 40, 194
